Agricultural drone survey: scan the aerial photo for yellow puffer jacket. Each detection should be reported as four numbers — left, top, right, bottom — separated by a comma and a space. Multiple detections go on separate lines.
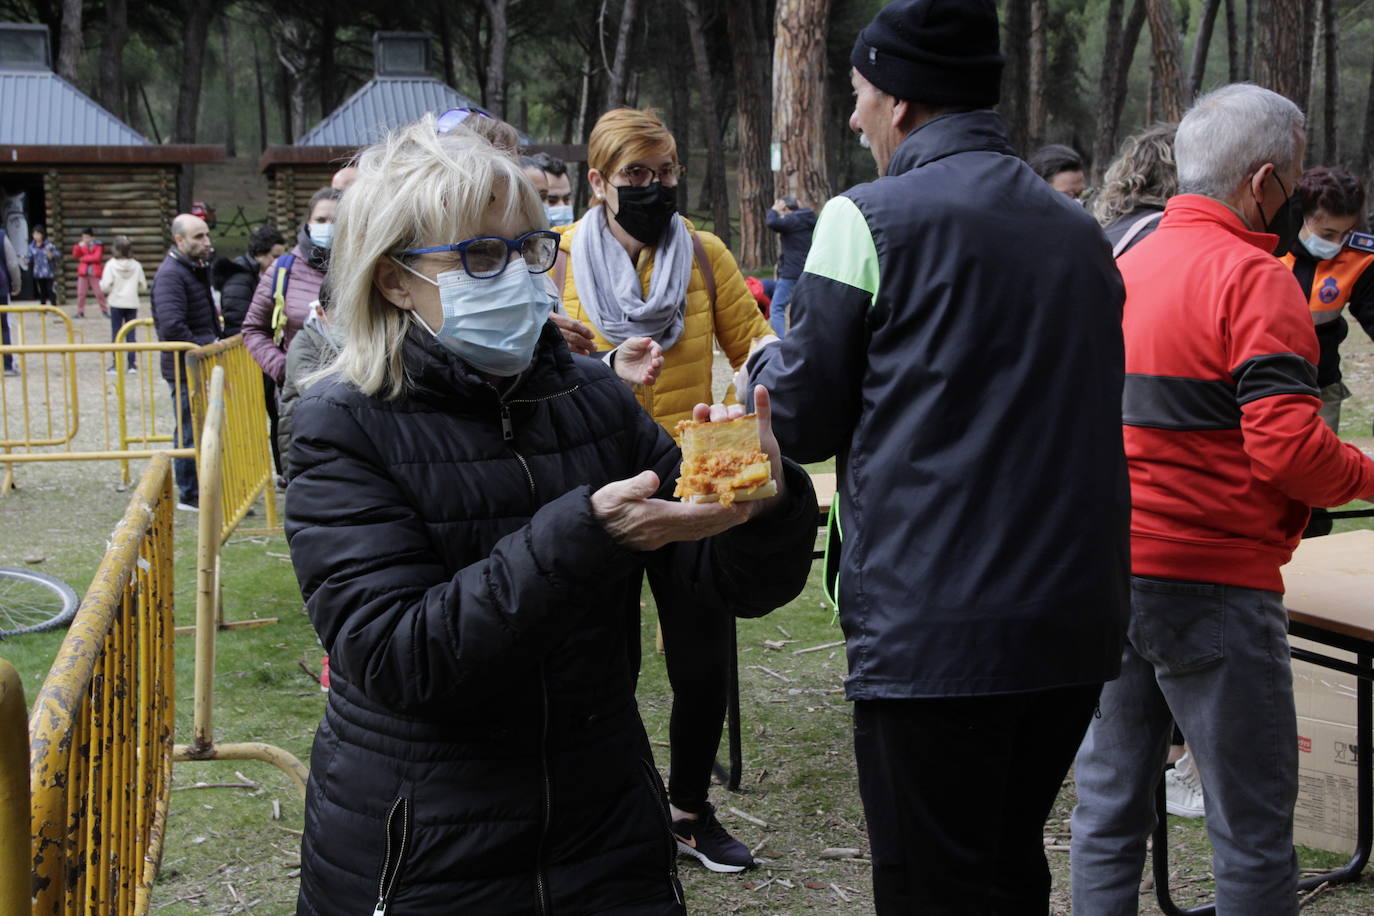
555, 215, 772, 433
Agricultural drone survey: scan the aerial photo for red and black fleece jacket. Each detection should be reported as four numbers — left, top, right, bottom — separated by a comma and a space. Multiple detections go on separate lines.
1119, 195, 1374, 593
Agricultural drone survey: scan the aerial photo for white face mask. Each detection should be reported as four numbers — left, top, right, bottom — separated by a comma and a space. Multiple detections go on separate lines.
395, 257, 555, 377
545, 203, 575, 226
1300, 230, 1343, 261
307, 222, 335, 249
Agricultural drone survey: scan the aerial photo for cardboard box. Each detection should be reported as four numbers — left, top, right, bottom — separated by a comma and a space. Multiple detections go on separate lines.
1294, 715, 1360, 854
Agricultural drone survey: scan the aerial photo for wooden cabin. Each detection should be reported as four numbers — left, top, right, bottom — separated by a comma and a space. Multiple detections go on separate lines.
0, 23, 222, 303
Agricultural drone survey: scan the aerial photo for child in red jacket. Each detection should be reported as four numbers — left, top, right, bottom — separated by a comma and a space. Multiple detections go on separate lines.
71, 227, 109, 319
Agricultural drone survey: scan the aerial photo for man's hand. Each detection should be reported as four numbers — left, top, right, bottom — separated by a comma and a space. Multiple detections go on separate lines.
690, 385, 787, 514
772, 198, 787, 213
550, 311, 596, 356
614, 336, 664, 386
592, 470, 751, 551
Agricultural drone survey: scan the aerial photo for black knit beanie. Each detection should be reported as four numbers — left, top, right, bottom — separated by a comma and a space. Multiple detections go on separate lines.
851, 0, 1004, 108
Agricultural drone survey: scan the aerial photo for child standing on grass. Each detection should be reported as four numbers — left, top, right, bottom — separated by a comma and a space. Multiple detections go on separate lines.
99, 236, 146, 372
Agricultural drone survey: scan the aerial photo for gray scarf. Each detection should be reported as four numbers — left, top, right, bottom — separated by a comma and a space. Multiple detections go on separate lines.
570, 206, 692, 348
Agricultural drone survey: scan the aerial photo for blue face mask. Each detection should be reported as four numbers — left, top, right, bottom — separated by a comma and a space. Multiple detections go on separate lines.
1300, 231, 1343, 261
307, 222, 335, 249
397, 257, 555, 377
545, 203, 575, 226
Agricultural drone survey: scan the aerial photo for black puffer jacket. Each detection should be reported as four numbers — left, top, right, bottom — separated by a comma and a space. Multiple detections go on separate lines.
150, 249, 219, 382
212, 253, 260, 336
286, 322, 817, 915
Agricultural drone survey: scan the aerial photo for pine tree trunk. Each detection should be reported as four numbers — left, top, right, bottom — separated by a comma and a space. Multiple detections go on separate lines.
1000, 0, 1031, 154
221, 18, 237, 156
56, 0, 83, 85
1114, 0, 1147, 128
1189, 0, 1222, 99
727, 0, 774, 271
437, 6, 457, 88
1224, 0, 1239, 82
1028, 0, 1048, 148
173, 3, 216, 143
1244, 0, 1254, 79
668, 44, 691, 212
1090, 0, 1127, 184
603, 0, 641, 110
1363, 45, 1374, 192
1322, 0, 1338, 164
1255, 0, 1308, 106
483, 0, 511, 118
98, 0, 129, 118
1144, 0, 1187, 122
682, 0, 731, 249
773, 0, 832, 204
318, 12, 337, 118
254, 42, 268, 153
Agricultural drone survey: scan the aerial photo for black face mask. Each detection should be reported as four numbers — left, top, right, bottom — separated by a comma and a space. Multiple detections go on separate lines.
612, 183, 678, 245
1256, 173, 1300, 257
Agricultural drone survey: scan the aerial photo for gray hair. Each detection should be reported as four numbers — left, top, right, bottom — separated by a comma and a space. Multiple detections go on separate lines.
1175, 83, 1305, 199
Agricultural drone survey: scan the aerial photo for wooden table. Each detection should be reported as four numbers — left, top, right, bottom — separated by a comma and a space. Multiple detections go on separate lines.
1154, 529, 1374, 915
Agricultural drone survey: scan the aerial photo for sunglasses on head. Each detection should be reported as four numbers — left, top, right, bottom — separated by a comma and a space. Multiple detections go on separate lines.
436, 108, 494, 134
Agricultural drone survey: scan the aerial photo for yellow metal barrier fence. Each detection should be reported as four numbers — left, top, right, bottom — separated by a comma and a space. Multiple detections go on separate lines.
170, 367, 307, 794
0, 658, 30, 916
187, 335, 280, 536
26, 453, 177, 915
0, 306, 196, 493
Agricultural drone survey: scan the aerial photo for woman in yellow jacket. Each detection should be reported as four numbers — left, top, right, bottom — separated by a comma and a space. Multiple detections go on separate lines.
554, 107, 775, 874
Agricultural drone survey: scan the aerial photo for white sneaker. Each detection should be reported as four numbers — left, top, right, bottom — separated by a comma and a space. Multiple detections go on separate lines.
1165, 751, 1206, 818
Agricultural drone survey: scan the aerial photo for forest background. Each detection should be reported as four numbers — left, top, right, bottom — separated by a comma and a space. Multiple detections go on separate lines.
0, 0, 1367, 273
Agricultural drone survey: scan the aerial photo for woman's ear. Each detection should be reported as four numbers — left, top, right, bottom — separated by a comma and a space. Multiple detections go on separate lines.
587, 168, 606, 202
373, 259, 413, 311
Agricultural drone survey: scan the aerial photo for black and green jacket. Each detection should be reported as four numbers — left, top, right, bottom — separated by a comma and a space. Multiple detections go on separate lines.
749, 110, 1131, 700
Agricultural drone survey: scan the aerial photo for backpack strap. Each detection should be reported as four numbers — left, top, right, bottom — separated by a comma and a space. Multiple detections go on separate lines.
690, 231, 716, 305
270, 253, 297, 345
1112, 211, 1164, 259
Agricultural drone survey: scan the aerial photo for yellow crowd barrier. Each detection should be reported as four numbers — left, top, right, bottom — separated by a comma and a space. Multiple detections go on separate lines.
0, 659, 30, 916
170, 367, 307, 794
25, 453, 177, 915
0, 306, 196, 493
187, 335, 280, 535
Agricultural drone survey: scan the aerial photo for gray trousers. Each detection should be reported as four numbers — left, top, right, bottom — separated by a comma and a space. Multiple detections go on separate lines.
1070, 576, 1298, 915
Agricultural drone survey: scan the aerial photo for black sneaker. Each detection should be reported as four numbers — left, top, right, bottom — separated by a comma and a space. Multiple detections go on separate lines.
671, 804, 753, 873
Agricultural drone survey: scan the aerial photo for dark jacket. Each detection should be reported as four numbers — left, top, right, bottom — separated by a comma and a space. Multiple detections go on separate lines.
749, 110, 1130, 700
766, 207, 817, 279
213, 253, 261, 337
286, 323, 817, 915
1103, 206, 1164, 257
1286, 244, 1374, 388
150, 248, 220, 382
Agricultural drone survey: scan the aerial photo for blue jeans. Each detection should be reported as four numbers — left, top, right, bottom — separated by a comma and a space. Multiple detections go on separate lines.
167, 380, 198, 504
1071, 576, 1298, 914
769, 277, 796, 338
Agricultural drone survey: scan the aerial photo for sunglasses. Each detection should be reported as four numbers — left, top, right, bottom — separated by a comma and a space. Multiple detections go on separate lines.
401, 231, 560, 279
436, 108, 494, 134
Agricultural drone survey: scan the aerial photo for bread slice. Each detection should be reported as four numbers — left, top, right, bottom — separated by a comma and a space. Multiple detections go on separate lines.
673, 414, 776, 507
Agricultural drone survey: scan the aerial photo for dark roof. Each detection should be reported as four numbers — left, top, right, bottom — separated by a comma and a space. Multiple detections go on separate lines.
297, 77, 530, 146
0, 69, 148, 145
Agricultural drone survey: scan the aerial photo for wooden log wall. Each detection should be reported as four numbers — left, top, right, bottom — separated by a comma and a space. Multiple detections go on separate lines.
266, 165, 337, 235
42, 165, 180, 305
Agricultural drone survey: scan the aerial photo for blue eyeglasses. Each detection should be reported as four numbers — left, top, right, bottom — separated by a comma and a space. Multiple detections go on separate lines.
436, 108, 494, 134
401, 230, 560, 279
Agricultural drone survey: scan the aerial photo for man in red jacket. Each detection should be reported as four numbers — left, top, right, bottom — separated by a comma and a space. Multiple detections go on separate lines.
1070, 83, 1374, 913
71, 227, 109, 319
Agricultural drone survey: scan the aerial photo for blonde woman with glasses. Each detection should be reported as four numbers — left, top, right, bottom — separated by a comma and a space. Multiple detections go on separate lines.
284, 116, 817, 915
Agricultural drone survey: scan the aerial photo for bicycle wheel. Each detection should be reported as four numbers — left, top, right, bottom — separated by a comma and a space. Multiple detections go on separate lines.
0, 567, 79, 638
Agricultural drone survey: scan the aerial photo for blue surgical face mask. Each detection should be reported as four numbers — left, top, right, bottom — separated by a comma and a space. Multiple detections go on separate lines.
545, 203, 575, 226
396, 257, 555, 377
307, 222, 335, 249
1300, 230, 1343, 261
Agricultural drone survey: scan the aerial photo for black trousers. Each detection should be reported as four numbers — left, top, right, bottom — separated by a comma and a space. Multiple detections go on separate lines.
854, 684, 1102, 915
645, 565, 733, 815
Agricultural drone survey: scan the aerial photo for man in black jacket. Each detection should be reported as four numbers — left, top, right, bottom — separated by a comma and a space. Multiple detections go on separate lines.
746, 0, 1130, 911
151, 213, 220, 510
764, 196, 816, 337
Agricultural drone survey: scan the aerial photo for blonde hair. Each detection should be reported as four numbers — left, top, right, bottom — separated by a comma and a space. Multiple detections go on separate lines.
1092, 122, 1179, 227
317, 115, 547, 400
588, 108, 678, 179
